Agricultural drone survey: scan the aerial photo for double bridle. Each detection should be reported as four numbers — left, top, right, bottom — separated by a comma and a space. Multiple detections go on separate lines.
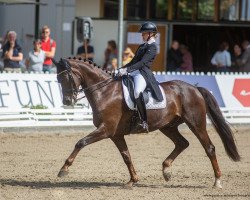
57, 68, 113, 102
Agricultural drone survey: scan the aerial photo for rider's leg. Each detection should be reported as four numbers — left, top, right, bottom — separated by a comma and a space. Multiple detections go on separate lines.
133, 72, 148, 131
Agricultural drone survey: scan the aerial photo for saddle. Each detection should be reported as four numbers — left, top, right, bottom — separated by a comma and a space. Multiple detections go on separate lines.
122, 75, 166, 110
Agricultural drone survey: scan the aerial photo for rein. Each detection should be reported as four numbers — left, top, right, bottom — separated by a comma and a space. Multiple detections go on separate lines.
57, 68, 113, 102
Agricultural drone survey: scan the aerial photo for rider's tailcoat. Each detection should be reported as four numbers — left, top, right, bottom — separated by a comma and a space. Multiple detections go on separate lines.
124, 42, 163, 101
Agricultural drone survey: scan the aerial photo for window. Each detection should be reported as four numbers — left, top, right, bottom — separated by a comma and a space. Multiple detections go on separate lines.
175, 0, 193, 20
220, 0, 239, 21
198, 0, 214, 20
241, 0, 250, 21
103, 0, 118, 19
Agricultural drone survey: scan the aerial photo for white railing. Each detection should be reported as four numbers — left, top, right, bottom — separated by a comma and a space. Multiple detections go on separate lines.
0, 108, 93, 127
0, 107, 250, 128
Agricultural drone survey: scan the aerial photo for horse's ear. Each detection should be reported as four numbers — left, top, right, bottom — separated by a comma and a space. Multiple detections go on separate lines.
52, 58, 59, 67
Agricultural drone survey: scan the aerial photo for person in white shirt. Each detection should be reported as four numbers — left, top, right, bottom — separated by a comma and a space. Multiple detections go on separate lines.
26, 39, 46, 73
211, 42, 231, 72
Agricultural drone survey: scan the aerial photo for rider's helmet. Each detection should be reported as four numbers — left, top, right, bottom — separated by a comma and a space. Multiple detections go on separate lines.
138, 22, 158, 33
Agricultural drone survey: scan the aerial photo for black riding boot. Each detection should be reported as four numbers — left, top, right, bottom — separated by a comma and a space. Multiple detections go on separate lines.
135, 93, 149, 132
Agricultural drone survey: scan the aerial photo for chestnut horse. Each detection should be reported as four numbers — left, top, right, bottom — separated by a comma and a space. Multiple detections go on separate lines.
53, 58, 240, 189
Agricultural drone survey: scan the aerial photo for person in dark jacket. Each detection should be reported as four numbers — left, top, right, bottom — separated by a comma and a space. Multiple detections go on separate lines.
167, 40, 183, 71
119, 22, 163, 131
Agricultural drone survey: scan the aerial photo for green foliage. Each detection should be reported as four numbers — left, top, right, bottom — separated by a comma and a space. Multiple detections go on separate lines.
22, 104, 48, 109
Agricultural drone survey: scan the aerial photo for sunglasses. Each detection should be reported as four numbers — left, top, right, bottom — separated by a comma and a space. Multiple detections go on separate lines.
42, 31, 49, 33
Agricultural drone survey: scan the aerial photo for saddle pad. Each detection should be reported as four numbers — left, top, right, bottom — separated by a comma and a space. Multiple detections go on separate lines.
122, 82, 166, 110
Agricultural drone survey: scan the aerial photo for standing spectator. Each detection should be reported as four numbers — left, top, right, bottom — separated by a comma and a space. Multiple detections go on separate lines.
122, 47, 134, 66
41, 25, 56, 73
179, 44, 193, 72
211, 42, 231, 72
77, 39, 94, 62
167, 40, 183, 72
236, 40, 250, 72
103, 40, 117, 70
25, 39, 45, 73
1, 31, 23, 73
231, 44, 242, 72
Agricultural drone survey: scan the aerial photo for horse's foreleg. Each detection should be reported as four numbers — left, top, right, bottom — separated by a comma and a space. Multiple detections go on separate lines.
58, 124, 108, 177
160, 126, 189, 182
111, 135, 139, 188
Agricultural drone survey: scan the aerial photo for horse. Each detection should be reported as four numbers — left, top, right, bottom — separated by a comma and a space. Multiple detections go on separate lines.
53, 57, 240, 189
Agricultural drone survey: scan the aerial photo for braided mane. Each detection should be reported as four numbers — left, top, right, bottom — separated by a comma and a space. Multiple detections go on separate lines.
67, 56, 112, 76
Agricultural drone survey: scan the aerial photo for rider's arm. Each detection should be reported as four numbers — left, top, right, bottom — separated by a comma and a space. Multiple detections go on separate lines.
127, 44, 157, 73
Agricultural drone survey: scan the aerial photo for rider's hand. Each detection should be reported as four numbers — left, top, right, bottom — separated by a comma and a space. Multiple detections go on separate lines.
119, 68, 127, 75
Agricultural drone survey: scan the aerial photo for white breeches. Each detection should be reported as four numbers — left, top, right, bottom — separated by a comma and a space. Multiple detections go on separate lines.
130, 70, 147, 99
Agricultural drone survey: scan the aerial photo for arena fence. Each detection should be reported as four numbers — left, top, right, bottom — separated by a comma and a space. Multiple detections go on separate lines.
0, 107, 250, 128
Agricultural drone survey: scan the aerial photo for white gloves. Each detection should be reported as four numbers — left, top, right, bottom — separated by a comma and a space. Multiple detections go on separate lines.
119, 68, 127, 75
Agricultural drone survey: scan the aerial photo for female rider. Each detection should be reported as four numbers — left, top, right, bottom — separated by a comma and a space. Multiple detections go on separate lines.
120, 22, 163, 131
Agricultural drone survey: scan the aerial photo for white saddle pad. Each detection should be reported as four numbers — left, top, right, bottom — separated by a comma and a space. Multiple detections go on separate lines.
122, 82, 166, 110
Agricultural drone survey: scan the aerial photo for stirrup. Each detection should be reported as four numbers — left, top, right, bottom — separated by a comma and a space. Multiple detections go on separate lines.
139, 121, 149, 132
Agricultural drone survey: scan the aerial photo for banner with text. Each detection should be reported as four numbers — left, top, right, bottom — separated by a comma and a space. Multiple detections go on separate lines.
0, 74, 89, 109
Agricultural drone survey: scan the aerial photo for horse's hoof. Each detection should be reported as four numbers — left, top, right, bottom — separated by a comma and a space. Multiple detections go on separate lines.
57, 170, 69, 177
213, 178, 222, 189
122, 181, 134, 189
163, 171, 171, 182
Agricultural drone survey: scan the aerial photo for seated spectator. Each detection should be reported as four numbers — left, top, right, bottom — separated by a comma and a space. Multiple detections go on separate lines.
179, 44, 193, 72
122, 47, 134, 66
1, 31, 23, 73
231, 44, 242, 72
167, 40, 183, 72
211, 42, 231, 72
25, 39, 45, 73
103, 40, 117, 70
236, 40, 250, 72
110, 58, 118, 71
77, 39, 94, 62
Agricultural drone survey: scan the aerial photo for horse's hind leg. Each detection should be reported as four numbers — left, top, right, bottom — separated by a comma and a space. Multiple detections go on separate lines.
186, 121, 222, 188
111, 135, 139, 188
58, 124, 108, 177
160, 126, 189, 182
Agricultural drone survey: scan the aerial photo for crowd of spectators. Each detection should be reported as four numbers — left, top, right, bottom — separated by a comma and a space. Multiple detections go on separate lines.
166, 39, 250, 73
0, 25, 57, 74
0, 28, 249, 74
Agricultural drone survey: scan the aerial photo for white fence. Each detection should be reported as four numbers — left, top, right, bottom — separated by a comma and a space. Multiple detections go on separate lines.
0, 107, 250, 128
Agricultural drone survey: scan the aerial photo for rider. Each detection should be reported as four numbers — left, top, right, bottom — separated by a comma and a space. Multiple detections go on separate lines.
120, 22, 163, 131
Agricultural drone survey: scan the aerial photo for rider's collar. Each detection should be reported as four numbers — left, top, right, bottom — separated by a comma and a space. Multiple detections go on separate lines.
147, 38, 155, 44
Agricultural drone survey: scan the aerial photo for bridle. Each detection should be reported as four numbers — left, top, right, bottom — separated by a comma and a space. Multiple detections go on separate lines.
57, 65, 113, 102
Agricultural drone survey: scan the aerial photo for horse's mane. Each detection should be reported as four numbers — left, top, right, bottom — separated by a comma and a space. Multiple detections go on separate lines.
66, 57, 112, 77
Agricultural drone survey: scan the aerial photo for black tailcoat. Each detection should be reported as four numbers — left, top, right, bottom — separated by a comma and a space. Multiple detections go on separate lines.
124, 42, 163, 101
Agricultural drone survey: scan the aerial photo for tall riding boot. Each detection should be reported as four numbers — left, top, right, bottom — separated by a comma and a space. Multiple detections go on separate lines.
135, 93, 149, 132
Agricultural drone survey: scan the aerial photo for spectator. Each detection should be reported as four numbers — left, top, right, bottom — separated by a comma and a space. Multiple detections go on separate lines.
1, 31, 23, 73
122, 47, 134, 66
77, 39, 94, 62
103, 40, 117, 70
179, 44, 193, 72
25, 39, 45, 73
111, 58, 118, 71
211, 42, 231, 72
231, 44, 242, 72
167, 40, 183, 72
236, 40, 250, 72
41, 25, 56, 73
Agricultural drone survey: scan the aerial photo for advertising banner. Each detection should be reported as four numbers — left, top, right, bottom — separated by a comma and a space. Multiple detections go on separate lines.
0, 74, 89, 109
215, 75, 250, 107
156, 75, 225, 107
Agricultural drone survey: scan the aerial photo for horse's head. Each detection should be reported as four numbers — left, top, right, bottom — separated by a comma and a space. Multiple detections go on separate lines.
53, 58, 82, 106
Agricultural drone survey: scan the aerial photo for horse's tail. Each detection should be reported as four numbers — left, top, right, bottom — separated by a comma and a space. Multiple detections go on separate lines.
197, 87, 240, 162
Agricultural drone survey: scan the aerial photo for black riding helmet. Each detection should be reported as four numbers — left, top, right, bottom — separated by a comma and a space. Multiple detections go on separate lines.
138, 22, 158, 33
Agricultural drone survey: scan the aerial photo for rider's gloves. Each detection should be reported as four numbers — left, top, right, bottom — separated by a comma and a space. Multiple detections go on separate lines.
119, 68, 127, 75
